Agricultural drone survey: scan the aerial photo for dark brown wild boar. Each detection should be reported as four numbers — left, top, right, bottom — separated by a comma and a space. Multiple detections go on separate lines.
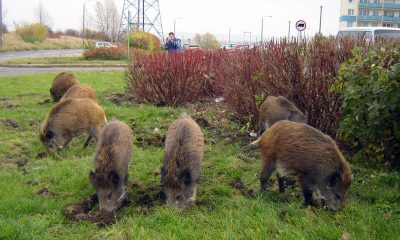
250, 120, 352, 211
50, 72, 79, 102
161, 113, 204, 211
39, 98, 107, 152
258, 96, 307, 135
60, 84, 97, 103
90, 120, 132, 212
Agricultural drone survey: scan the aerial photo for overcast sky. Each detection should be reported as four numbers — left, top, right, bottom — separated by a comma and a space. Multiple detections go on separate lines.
4, 0, 340, 42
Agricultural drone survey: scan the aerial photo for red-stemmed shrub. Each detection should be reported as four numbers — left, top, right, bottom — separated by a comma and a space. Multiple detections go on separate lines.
83, 47, 125, 60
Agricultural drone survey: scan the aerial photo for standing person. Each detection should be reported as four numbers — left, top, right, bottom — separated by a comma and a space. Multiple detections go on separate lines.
165, 32, 182, 53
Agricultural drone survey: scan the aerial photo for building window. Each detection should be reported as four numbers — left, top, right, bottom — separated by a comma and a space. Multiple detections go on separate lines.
347, 22, 354, 27
372, 10, 379, 16
373, 0, 380, 3
372, 22, 379, 27
348, 0, 353, 2
386, 0, 395, 4
348, 9, 355, 15
384, 11, 395, 17
360, 0, 369, 3
359, 22, 369, 27
383, 23, 394, 27
360, 10, 369, 16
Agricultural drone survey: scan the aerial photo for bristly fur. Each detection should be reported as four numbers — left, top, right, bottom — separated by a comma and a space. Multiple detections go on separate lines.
60, 83, 97, 102
50, 72, 79, 102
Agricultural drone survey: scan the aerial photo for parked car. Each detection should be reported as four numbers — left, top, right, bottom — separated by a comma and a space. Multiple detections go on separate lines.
235, 44, 250, 50
95, 41, 117, 48
183, 43, 202, 50
337, 27, 400, 43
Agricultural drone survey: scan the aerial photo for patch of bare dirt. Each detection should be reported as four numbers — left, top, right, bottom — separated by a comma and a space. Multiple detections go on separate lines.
0, 119, 20, 129
37, 187, 58, 197
135, 133, 165, 148
229, 179, 256, 198
131, 180, 166, 209
37, 99, 51, 105
104, 93, 137, 106
3, 104, 19, 109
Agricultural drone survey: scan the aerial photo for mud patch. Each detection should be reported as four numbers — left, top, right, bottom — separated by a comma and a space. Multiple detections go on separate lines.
135, 134, 165, 148
0, 119, 20, 129
37, 151, 48, 159
104, 93, 136, 106
229, 179, 256, 198
4, 104, 19, 109
37, 187, 58, 197
38, 99, 51, 105
64, 194, 117, 227
132, 181, 166, 209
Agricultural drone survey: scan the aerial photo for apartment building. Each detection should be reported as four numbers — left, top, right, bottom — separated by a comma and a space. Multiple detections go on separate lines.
340, 0, 400, 28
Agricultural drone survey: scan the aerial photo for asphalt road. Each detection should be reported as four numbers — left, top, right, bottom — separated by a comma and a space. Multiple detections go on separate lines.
0, 66, 125, 76
0, 49, 84, 62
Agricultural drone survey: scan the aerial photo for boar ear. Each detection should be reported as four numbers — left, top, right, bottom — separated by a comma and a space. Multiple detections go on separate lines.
89, 170, 96, 181
45, 130, 54, 139
108, 170, 120, 187
180, 169, 192, 186
329, 172, 341, 187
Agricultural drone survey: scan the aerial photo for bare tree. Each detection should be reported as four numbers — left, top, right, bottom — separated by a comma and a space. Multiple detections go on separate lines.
94, 0, 119, 42
35, 1, 53, 26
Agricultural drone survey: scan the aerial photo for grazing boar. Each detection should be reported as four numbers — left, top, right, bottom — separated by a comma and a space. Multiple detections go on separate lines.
89, 120, 132, 212
39, 98, 106, 152
250, 120, 352, 211
161, 113, 204, 211
60, 84, 97, 103
50, 72, 79, 102
258, 96, 307, 135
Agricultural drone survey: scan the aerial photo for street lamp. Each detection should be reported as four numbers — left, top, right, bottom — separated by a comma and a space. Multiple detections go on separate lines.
244, 31, 251, 43
82, 0, 94, 46
174, 17, 182, 35
261, 15, 272, 43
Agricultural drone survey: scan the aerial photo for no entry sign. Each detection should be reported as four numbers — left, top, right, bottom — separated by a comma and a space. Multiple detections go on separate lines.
295, 20, 307, 31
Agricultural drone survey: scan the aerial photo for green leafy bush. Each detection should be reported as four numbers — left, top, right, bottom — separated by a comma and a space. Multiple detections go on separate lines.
332, 46, 400, 168
16, 23, 48, 43
127, 31, 160, 52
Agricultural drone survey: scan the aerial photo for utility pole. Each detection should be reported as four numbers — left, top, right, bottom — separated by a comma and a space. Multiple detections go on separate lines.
127, 11, 131, 59
261, 16, 272, 43
82, 3, 85, 46
0, 0, 3, 49
229, 28, 231, 42
319, 5, 323, 35
288, 21, 291, 39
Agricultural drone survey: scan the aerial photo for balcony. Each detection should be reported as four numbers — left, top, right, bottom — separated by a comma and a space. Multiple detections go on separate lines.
384, 3, 400, 9
340, 15, 357, 22
383, 16, 400, 22
358, 15, 383, 21
359, 2, 383, 8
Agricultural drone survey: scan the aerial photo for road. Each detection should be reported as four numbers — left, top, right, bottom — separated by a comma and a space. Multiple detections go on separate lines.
0, 66, 125, 76
0, 49, 84, 62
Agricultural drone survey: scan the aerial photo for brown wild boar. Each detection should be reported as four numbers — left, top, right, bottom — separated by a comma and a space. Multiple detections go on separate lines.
258, 96, 307, 135
39, 98, 107, 152
50, 72, 79, 102
161, 113, 204, 211
60, 84, 97, 103
250, 120, 352, 211
90, 120, 132, 212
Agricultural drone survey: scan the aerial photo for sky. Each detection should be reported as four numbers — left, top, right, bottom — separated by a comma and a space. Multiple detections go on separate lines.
3, 0, 341, 42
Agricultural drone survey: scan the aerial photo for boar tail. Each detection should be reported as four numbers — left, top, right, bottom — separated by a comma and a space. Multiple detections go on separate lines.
248, 137, 262, 150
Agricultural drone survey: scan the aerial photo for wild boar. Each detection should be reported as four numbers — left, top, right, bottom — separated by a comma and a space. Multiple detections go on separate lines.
250, 120, 352, 211
50, 72, 79, 102
39, 98, 107, 152
161, 113, 204, 211
89, 120, 132, 212
60, 84, 97, 103
258, 96, 307, 135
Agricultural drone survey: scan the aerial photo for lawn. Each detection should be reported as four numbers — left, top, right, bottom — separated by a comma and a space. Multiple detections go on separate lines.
0, 57, 127, 66
0, 70, 399, 239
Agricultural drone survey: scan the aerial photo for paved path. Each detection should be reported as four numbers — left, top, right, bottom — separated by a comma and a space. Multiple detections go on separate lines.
0, 66, 125, 76
0, 49, 84, 61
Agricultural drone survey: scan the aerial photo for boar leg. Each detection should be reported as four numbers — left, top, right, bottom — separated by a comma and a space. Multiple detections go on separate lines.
260, 154, 275, 191
63, 136, 73, 148
277, 174, 286, 193
298, 173, 317, 206
83, 136, 92, 148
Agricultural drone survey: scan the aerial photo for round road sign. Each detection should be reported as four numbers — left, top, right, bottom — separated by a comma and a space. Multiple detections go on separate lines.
295, 20, 307, 32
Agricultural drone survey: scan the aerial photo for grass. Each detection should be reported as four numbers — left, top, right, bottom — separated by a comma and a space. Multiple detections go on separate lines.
0, 70, 399, 239
0, 56, 128, 66
0, 32, 83, 52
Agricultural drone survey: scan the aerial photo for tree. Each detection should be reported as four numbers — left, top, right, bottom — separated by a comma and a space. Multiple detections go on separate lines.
193, 32, 220, 50
35, 1, 53, 27
94, 0, 119, 42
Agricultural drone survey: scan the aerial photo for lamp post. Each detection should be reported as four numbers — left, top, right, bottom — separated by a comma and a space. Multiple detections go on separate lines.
319, 5, 323, 35
173, 17, 182, 35
261, 15, 272, 43
82, 0, 94, 46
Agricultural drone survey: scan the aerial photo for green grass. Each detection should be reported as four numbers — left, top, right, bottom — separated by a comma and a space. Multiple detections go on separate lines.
0, 71, 399, 239
0, 57, 127, 66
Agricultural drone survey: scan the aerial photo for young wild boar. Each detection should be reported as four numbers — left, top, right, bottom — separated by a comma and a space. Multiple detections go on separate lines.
60, 84, 97, 103
50, 72, 79, 102
39, 98, 106, 152
89, 120, 132, 212
257, 96, 307, 135
250, 120, 352, 211
161, 113, 204, 211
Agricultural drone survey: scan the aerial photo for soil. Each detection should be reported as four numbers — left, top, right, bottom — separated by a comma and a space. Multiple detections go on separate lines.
135, 133, 165, 148
228, 179, 256, 198
37, 187, 58, 197
37, 98, 51, 105
0, 119, 20, 129
104, 93, 137, 106
131, 180, 166, 208
4, 104, 19, 109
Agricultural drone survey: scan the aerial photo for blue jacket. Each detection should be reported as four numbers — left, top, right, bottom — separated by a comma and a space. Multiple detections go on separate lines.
166, 38, 182, 52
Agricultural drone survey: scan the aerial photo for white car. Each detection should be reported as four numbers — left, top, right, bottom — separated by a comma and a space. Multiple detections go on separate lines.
95, 41, 117, 48
183, 43, 202, 50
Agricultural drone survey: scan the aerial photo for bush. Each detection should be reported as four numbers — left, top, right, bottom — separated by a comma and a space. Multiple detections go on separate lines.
16, 23, 48, 43
332, 45, 400, 168
216, 37, 356, 136
83, 46, 125, 60
125, 50, 215, 106
127, 31, 160, 52
65, 29, 80, 37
